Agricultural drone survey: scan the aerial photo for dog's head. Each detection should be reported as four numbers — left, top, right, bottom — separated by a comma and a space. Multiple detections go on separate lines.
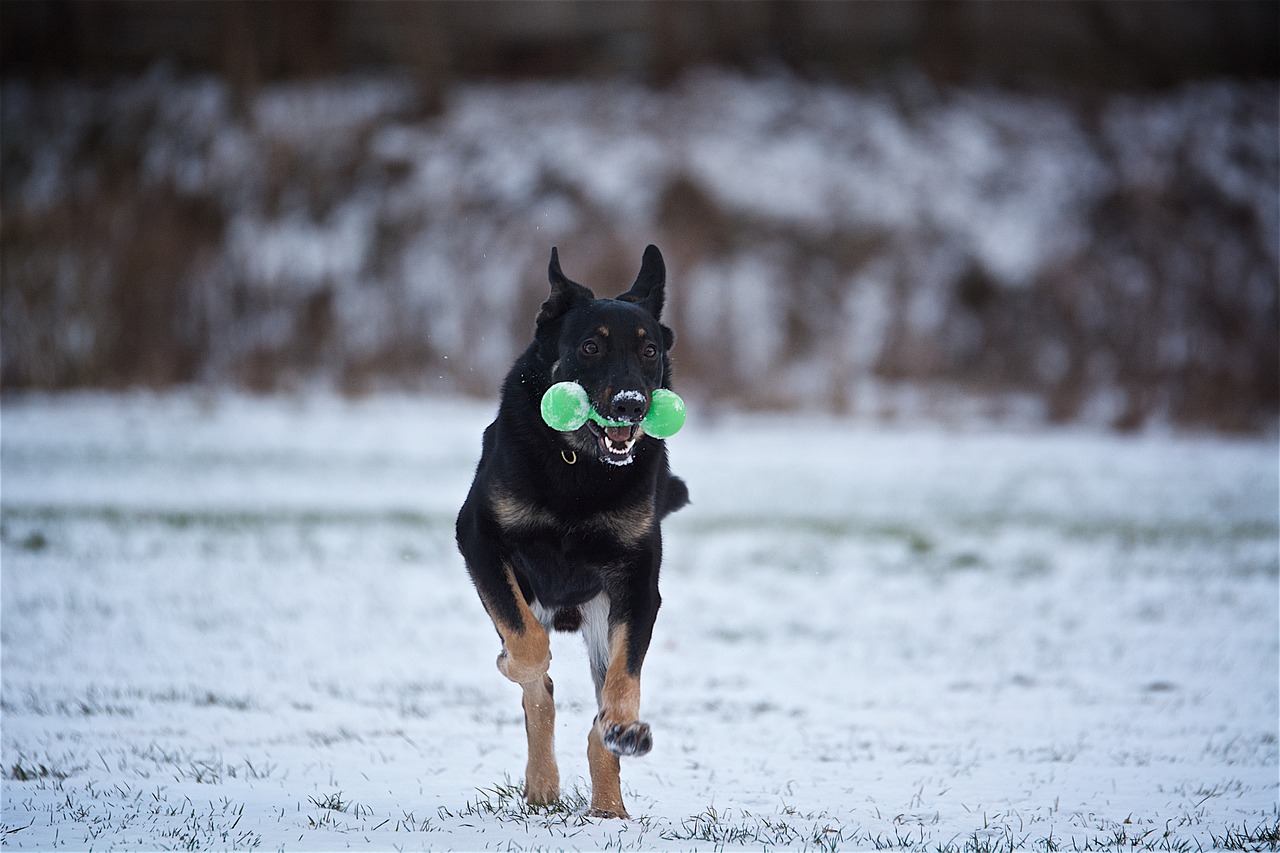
535, 245, 674, 466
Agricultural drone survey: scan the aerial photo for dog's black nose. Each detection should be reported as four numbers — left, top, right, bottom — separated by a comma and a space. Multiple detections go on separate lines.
609, 391, 648, 423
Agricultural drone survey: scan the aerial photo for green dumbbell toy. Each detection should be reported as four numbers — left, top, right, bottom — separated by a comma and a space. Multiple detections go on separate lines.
541, 382, 686, 439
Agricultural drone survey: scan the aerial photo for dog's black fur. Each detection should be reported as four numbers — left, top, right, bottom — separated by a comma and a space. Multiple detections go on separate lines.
455, 244, 687, 817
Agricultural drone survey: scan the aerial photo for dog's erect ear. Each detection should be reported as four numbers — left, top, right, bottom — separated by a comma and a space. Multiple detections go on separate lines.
537, 247, 594, 328
618, 244, 665, 319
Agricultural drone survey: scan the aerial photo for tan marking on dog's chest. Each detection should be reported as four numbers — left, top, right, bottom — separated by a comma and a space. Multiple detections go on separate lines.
491, 488, 559, 532
583, 501, 655, 546
493, 488, 654, 544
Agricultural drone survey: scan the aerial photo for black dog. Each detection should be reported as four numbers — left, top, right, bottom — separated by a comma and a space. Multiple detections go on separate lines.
456, 245, 688, 818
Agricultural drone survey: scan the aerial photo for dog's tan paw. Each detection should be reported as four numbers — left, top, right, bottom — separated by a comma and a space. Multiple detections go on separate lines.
587, 805, 630, 820
524, 777, 560, 806
601, 720, 652, 757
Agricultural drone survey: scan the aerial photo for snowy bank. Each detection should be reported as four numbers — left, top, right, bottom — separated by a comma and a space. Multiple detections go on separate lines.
3, 70, 1276, 430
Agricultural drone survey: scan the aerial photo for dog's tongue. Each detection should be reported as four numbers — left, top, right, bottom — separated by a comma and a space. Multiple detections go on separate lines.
605, 426, 633, 445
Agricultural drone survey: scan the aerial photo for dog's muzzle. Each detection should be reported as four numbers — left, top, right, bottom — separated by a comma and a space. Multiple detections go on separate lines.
587, 391, 647, 465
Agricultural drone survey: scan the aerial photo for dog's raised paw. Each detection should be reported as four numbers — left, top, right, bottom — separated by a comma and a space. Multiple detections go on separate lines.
602, 721, 652, 757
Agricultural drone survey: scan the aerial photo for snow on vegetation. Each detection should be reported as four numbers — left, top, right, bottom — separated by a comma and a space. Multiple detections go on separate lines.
2, 391, 1276, 850
2, 69, 1276, 429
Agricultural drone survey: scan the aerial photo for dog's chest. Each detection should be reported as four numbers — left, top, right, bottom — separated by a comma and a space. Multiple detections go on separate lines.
489, 487, 655, 548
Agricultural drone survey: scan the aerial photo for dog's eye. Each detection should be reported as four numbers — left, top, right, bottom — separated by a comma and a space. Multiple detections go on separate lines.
582, 340, 600, 356
642, 343, 659, 359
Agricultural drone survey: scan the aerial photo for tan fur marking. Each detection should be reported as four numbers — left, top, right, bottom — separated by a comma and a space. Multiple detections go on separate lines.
636, 327, 647, 337
597, 326, 609, 337
585, 502, 654, 547
586, 726, 627, 818
522, 674, 560, 804
490, 488, 558, 532
482, 564, 551, 685
597, 624, 641, 726
494, 488, 651, 546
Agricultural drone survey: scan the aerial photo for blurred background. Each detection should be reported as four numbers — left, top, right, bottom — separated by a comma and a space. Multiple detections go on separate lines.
2, 0, 1276, 432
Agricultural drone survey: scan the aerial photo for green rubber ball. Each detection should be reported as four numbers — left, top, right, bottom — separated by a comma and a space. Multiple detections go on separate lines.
642, 388, 686, 439
541, 381, 592, 431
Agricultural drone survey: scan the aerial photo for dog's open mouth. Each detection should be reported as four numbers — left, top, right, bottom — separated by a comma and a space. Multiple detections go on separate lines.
586, 422, 640, 465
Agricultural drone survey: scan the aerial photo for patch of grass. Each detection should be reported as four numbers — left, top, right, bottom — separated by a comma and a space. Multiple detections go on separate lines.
681, 514, 938, 553
959, 828, 1020, 852
947, 551, 983, 569
677, 511, 1278, 556
12, 685, 261, 720
305, 792, 376, 830
7, 760, 70, 781
1213, 818, 1280, 850
183, 760, 225, 784
190, 690, 256, 711
643, 803, 1280, 852
663, 805, 780, 845
157, 797, 262, 850
307, 726, 364, 747
866, 825, 928, 849
21, 781, 263, 850
1, 819, 37, 840
18, 530, 49, 551
2, 503, 450, 533
125, 743, 277, 785
655, 804, 854, 850
309, 792, 349, 813
5, 749, 86, 784
437, 779, 593, 829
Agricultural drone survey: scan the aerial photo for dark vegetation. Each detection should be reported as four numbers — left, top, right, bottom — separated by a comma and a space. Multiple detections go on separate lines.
2, 1, 1276, 431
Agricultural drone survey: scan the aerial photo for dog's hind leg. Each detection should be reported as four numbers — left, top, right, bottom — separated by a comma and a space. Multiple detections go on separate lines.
457, 503, 553, 687
496, 572, 560, 805
586, 725, 626, 819
519, 673, 559, 805
472, 558, 559, 804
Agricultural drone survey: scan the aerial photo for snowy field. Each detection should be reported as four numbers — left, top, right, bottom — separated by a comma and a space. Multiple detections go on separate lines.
2, 391, 1276, 851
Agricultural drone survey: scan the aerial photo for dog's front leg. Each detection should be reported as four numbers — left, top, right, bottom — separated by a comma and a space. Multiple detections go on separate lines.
587, 621, 654, 818
585, 576, 659, 818
595, 621, 654, 758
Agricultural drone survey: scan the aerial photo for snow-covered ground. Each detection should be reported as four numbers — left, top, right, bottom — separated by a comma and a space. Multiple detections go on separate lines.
2, 391, 1276, 850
